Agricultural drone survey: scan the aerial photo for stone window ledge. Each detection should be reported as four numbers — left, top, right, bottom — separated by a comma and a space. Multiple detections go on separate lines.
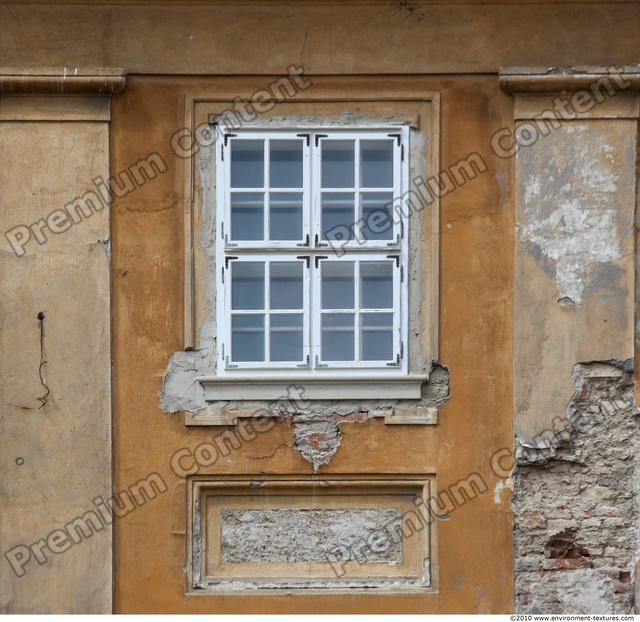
198, 374, 429, 401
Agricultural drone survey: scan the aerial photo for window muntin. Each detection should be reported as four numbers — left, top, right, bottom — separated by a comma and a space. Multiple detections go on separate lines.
217, 128, 408, 374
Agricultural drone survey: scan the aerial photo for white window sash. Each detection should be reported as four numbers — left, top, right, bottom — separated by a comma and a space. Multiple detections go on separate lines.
216, 127, 409, 376
312, 253, 404, 370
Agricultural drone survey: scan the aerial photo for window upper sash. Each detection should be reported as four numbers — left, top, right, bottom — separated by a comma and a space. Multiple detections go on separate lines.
219, 129, 405, 252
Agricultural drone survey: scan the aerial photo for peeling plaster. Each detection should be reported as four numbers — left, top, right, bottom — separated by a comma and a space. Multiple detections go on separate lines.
515, 358, 636, 466
493, 477, 513, 505
518, 127, 628, 306
161, 358, 450, 469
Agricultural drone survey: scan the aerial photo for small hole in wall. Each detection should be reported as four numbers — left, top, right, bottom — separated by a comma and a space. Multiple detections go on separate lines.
557, 297, 575, 309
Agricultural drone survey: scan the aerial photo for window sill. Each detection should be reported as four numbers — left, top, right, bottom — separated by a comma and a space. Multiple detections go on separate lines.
198, 374, 428, 401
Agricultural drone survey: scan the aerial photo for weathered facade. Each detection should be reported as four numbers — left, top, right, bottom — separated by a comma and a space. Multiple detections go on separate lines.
0, 1, 639, 614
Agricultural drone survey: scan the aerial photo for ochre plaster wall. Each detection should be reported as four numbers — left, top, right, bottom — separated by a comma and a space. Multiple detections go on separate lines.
110, 75, 514, 613
2, 1, 638, 614
1, 2, 638, 75
0, 111, 113, 613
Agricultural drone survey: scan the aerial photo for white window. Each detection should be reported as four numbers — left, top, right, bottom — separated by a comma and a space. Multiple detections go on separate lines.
204, 125, 428, 400
198, 120, 435, 402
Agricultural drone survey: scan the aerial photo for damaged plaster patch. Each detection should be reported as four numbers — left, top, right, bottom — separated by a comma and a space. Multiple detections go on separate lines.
518, 126, 628, 306
525, 569, 619, 615
291, 418, 343, 472
513, 358, 639, 614
493, 477, 513, 505
160, 358, 451, 469
220, 508, 403, 564
158, 350, 213, 414
519, 198, 620, 305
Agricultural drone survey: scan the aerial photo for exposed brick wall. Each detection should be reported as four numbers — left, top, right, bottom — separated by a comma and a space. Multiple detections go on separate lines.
513, 360, 638, 614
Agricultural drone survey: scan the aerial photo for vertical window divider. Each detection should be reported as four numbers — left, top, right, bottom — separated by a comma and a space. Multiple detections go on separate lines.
303, 255, 311, 370
311, 254, 320, 370
355, 260, 361, 363
354, 137, 362, 242
264, 260, 271, 364
264, 139, 270, 243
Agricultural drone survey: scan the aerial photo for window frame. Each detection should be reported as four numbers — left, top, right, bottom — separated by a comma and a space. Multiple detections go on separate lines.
215, 126, 410, 378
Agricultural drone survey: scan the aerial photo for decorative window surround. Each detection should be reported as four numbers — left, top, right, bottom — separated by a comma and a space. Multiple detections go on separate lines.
164, 90, 440, 424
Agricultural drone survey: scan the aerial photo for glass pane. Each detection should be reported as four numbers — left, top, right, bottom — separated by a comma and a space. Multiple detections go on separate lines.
231, 193, 264, 241
321, 140, 355, 188
321, 192, 355, 242
361, 192, 394, 241
270, 314, 303, 362
231, 262, 264, 310
270, 262, 303, 309
231, 315, 265, 362
361, 140, 394, 188
361, 313, 394, 361
360, 262, 393, 309
270, 192, 303, 241
321, 262, 354, 309
321, 313, 355, 361
231, 140, 264, 188
270, 140, 303, 188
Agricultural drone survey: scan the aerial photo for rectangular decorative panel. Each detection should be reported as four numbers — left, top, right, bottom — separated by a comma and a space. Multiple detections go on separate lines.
188, 477, 434, 592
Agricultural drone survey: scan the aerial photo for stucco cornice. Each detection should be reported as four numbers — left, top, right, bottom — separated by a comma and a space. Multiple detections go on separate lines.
500, 66, 640, 93
0, 68, 126, 95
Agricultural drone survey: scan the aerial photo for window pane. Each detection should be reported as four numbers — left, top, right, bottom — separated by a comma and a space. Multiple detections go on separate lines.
231, 262, 264, 310
361, 140, 394, 188
270, 262, 303, 310
231, 140, 264, 188
361, 313, 393, 361
231, 193, 264, 241
321, 140, 355, 188
322, 262, 354, 309
270, 192, 303, 241
321, 192, 355, 242
270, 140, 303, 188
322, 313, 355, 361
232, 315, 265, 362
270, 314, 303, 362
360, 262, 393, 309
361, 192, 394, 241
